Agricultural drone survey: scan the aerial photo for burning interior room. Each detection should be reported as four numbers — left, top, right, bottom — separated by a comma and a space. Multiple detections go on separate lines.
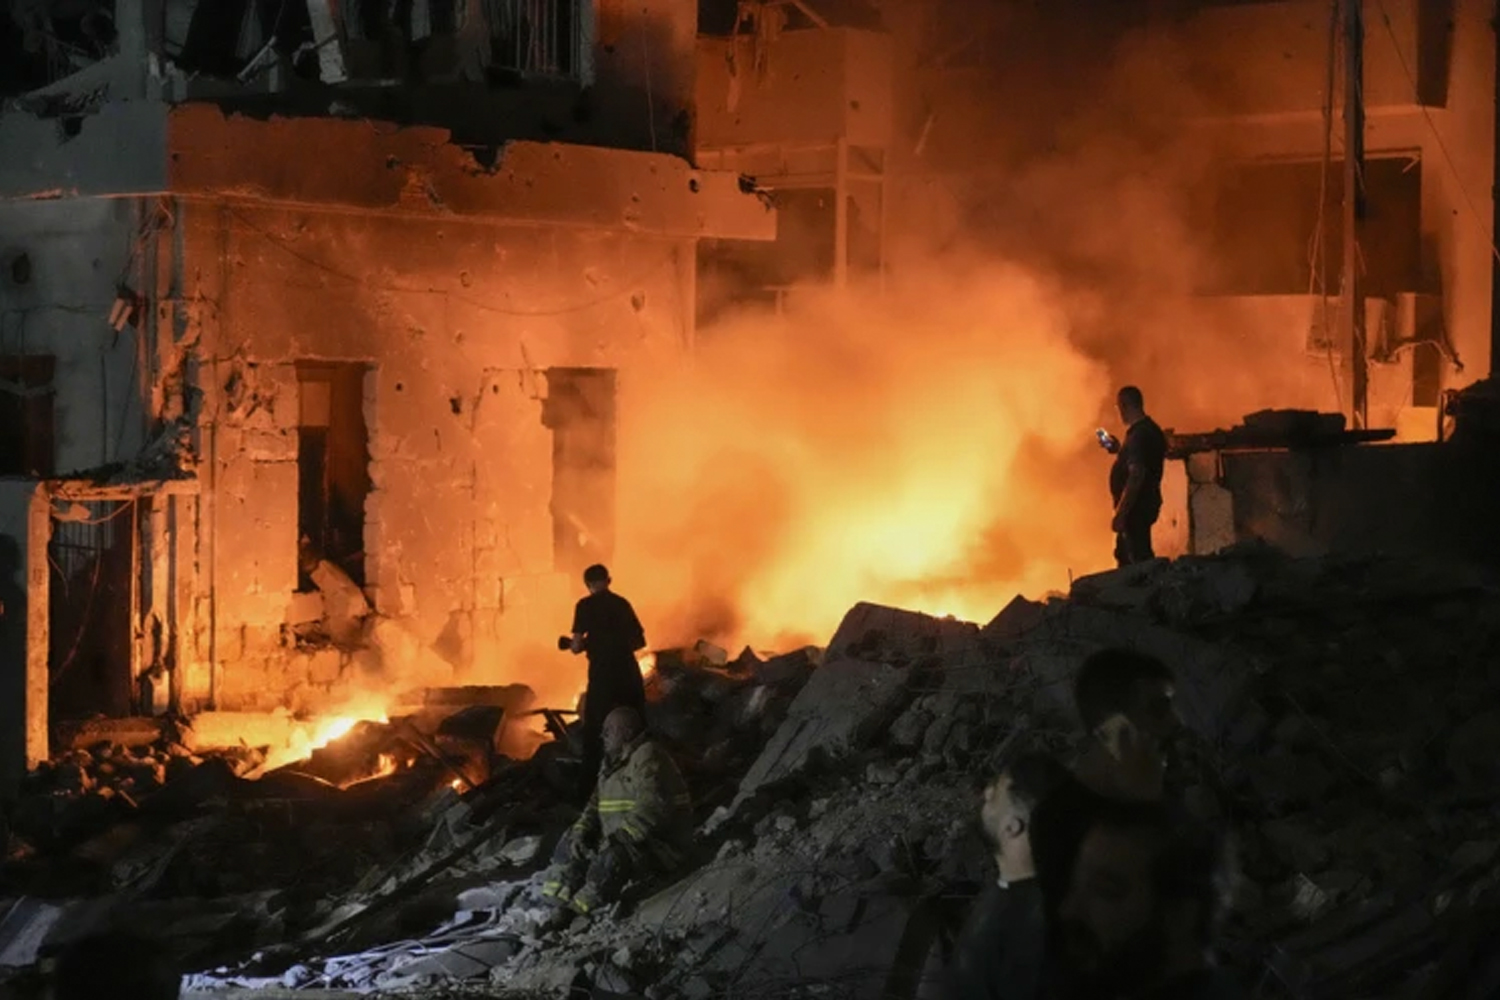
3, 0, 1500, 997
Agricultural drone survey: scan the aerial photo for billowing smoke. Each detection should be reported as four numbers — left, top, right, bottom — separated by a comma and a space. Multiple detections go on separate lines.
613, 5, 1333, 648
616, 260, 1111, 649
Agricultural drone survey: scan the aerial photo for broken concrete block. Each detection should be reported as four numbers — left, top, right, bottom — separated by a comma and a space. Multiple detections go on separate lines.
1290, 873, 1334, 921
887, 701, 931, 750
729, 657, 913, 810
498, 835, 544, 866
981, 595, 1048, 643
1068, 560, 1167, 614
1161, 559, 1259, 622
825, 602, 980, 667
1004, 602, 1256, 743
693, 640, 729, 667
753, 647, 820, 688
0, 898, 70, 968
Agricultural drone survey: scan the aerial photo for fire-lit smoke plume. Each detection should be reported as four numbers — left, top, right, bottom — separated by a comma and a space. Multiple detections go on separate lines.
612, 6, 1331, 650
616, 262, 1113, 650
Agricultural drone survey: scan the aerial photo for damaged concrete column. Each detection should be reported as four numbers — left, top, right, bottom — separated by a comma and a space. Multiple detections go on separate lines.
1185, 452, 1235, 555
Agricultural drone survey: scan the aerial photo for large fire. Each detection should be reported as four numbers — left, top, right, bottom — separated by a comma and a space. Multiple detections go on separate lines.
259, 697, 391, 773
617, 264, 1115, 650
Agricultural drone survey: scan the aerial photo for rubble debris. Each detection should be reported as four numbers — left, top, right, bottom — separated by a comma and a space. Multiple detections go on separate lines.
7, 547, 1500, 999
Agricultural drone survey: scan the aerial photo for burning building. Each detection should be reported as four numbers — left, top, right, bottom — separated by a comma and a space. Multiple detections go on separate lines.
647, 0, 1500, 639
0, 0, 773, 793
693, 0, 1494, 429
4, 1, 1500, 996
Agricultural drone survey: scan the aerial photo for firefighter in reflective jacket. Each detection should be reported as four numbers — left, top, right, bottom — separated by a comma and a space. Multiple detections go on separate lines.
541, 706, 692, 915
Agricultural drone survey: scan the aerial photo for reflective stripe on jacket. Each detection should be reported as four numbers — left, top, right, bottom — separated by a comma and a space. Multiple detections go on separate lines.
573, 738, 692, 848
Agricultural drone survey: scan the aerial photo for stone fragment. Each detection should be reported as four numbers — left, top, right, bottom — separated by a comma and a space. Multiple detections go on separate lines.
887, 702, 930, 750
1290, 873, 1332, 921
694, 640, 729, 667
498, 835, 544, 866
825, 602, 980, 667
730, 656, 913, 809
754, 647, 820, 688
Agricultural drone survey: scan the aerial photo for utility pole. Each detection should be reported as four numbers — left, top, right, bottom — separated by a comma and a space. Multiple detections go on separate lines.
1342, 0, 1369, 429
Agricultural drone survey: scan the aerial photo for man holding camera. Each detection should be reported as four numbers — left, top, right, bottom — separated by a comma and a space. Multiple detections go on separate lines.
560, 564, 648, 794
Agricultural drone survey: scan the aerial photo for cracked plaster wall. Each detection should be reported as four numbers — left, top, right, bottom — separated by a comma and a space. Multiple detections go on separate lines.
0, 199, 151, 475
185, 203, 692, 711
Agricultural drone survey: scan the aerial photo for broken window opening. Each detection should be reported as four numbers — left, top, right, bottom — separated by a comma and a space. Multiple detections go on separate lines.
0, 355, 56, 478
545, 368, 616, 576
489, 0, 586, 80
297, 363, 372, 591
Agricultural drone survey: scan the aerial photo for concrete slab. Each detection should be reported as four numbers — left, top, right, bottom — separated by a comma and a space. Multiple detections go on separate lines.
730, 657, 913, 808
825, 602, 981, 667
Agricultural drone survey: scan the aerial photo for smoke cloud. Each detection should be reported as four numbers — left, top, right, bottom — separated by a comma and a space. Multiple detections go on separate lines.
617, 261, 1112, 649
612, 9, 1320, 649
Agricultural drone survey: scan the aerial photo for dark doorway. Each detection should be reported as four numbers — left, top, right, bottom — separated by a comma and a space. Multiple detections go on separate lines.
0, 354, 56, 477
48, 500, 136, 724
544, 369, 617, 575
297, 363, 371, 588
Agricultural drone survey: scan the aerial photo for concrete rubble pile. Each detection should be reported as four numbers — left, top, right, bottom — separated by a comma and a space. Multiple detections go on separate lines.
7, 545, 1500, 998
0, 655, 821, 995
173, 547, 1500, 997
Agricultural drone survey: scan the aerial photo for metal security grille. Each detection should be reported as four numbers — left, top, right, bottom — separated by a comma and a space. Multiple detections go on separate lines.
50, 501, 129, 584
491, 0, 582, 78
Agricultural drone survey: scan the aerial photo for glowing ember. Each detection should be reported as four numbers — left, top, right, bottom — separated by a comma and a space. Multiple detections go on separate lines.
258, 698, 391, 773
636, 651, 657, 678
313, 716, 360, 746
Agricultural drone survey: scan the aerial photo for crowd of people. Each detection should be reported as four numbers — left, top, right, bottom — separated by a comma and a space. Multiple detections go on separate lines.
930, 647, 1242, 1000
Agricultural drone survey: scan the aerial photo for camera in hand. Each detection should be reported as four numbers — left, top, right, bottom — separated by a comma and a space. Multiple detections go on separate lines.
557, 635, 573, 652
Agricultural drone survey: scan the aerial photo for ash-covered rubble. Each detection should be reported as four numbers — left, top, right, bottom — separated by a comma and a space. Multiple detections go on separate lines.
9, 545, 1500, 998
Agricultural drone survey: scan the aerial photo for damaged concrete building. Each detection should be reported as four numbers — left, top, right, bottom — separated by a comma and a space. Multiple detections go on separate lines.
0, 0, 774, 791
694, 0, 1500, 568
693, 0, 1496, 432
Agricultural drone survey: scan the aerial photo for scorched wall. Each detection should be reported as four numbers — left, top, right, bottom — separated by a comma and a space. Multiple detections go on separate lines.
187, 205, 694, 712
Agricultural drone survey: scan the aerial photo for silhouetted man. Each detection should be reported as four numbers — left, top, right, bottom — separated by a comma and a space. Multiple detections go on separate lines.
1054, 801, 1241, 1000
1101, 386, 1167, 567
944, 751, 1071, 1000
565, 564, 647, 793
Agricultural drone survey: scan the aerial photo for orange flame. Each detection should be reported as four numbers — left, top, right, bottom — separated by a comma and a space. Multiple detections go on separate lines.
260, 698, 391, 772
